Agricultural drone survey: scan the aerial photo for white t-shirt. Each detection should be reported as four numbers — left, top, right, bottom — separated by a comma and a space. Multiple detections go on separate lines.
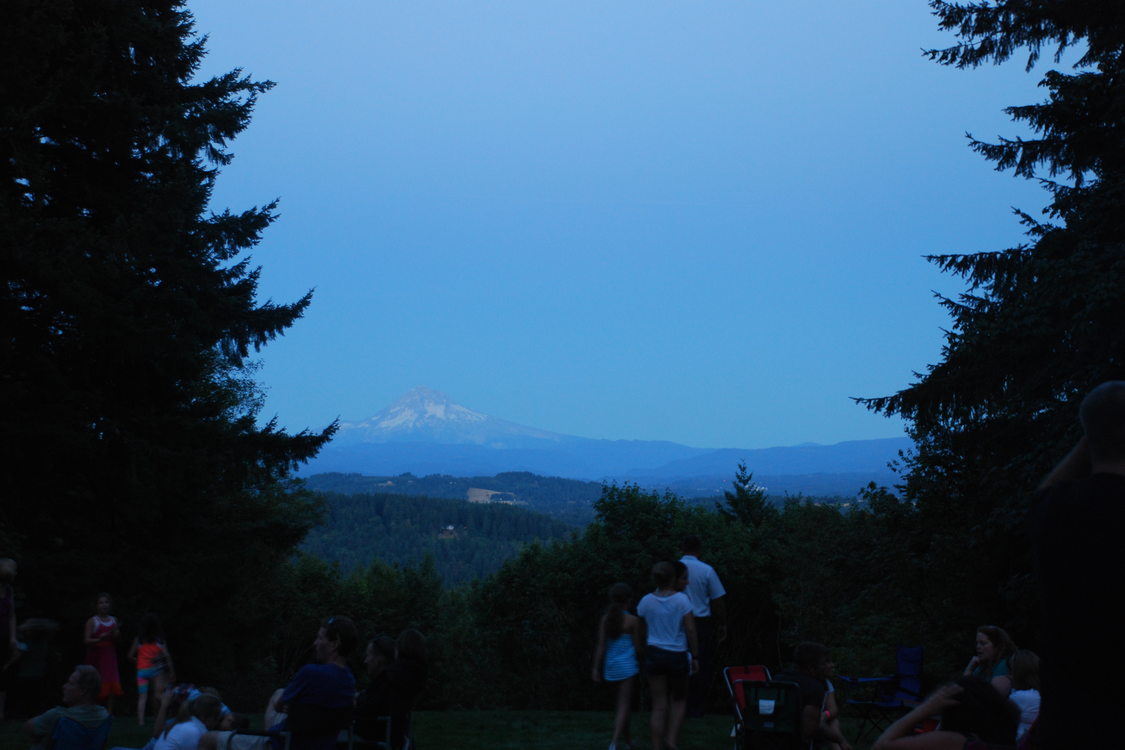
1010, 688, 1040, 741
637, 591, 692, 652
155, 717, 208, 750
680, 555, 726, 617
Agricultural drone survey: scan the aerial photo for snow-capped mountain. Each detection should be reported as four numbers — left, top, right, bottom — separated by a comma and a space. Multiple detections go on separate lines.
305, 386, 910, 496
334, 386, 566, 447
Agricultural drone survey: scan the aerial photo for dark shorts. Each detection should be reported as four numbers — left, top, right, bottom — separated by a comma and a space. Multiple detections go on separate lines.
645, 646, 690, 677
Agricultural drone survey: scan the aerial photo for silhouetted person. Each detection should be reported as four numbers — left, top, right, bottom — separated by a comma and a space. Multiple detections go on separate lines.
679, 535, 726, 716
1034, 381, 1125, 747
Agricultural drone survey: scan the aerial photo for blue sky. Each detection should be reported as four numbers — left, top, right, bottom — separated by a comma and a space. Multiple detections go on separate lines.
190, 0, 1057, 450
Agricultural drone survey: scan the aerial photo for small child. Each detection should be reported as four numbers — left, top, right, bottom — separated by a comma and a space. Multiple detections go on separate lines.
129, 613, 174, 726
1009, 649, 1041, 742
592, 583, 642, 750
84, 592, 123, 711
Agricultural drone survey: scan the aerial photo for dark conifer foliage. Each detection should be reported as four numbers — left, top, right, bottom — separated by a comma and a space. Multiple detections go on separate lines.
861, 1, 1125, 641
0, 0, 331, 659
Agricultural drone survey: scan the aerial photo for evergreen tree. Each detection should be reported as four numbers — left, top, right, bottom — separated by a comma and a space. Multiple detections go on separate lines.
0, 0, 332, 659
862, 1, 1125, 639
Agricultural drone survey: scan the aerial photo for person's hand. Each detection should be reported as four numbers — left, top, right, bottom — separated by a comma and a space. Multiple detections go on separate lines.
964, 655, 980, 674
717, 624, 728, 643
690, 657, 699, 675
591, 668, 602, 683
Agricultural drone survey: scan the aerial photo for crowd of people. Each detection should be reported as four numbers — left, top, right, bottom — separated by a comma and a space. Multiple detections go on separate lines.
4, 606, 426, 750
7, 381, 1124, 750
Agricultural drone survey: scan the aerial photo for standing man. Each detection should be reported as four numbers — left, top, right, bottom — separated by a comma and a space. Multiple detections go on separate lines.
25, 665, 109, 750
1033, 381, 1125, 748
679, 534, 726, 717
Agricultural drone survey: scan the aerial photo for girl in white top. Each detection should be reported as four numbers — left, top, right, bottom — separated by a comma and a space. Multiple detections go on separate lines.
1008, 649, 1041, 742
637, 561, 698, 750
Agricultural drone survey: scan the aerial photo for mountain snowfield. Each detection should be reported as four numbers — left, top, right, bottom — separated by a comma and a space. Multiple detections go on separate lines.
306, 386, 910, 496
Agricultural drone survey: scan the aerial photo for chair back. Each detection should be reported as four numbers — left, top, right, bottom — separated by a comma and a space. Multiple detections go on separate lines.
723, 664, 772, 721
892, 646, 924, 703
738, 680, 805, 750
51, 716, 112, 750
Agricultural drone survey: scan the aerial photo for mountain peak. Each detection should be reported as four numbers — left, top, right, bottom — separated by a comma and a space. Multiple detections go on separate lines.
335, 387, 560, 446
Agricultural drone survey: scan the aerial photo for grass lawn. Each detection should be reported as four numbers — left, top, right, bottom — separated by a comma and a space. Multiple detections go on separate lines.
2, 711, 873, 750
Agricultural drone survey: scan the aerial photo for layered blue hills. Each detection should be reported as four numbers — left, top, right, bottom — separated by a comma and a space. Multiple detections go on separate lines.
302, 386, 910, 496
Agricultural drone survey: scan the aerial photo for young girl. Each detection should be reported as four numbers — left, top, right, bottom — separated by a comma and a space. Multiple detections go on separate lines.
592, 583, 643, 750
129, 613, 174, 726
1008, 649, 1041, 742
637, 562, 698, 750
84, 592, 123, 711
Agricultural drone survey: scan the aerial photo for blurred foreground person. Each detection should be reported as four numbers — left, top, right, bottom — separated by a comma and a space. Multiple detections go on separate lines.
1034, 381, 1125, 747
25, 665, 109, 750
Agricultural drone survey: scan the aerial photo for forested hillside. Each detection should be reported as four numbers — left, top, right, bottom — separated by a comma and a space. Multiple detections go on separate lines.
301, 491, 576, 585
305, 471, 604, 524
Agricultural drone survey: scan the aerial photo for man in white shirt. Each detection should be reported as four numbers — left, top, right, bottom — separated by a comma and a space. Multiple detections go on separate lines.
679, 534, 727, 717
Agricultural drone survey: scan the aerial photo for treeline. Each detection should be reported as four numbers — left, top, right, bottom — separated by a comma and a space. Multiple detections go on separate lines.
276, 472, 1036, 712
305, 472, 606, 525
300, 491, 576, 585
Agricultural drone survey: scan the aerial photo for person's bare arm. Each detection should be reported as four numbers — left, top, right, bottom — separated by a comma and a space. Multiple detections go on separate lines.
873, 683, 964, 750
710, 595, 727, 642
683, 612, 699, 674
1039, 436, 1090, 490
591, 614, 607, 682
84, 617, 100, 645
128, 638, 138, 663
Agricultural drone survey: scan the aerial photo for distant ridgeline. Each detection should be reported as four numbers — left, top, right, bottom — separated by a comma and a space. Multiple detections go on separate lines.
301, 485, 579, 586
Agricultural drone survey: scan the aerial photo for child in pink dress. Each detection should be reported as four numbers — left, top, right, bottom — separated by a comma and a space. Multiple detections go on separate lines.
84, 592, 122, 711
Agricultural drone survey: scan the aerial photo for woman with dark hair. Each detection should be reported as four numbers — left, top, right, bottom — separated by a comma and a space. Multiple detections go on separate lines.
353, 635, 395, 741
963, 626, 1016, 698
873, 677, 1018, 750
382, 629, 427, 750
637, 561, 697, 750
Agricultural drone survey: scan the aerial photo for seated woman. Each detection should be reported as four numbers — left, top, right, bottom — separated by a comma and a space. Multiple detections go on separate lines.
353, 635, 395, 741
382, 630, 427, 750
963, 625, 1016, 698
873, 677, 1018, 750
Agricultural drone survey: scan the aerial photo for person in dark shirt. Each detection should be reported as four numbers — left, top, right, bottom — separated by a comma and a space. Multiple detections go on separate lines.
1033, 381, 1125, 748
773, 642, 851, 750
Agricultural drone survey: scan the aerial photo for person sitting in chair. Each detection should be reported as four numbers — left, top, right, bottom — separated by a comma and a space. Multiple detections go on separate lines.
773, 642, 852, 750
25, 665, 110, 750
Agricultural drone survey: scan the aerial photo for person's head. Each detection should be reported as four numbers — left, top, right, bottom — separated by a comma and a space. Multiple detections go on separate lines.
681, 535, 702, 556
792, 641, 831, 678
1010, 649, 1040, 691
672, 560, 689, 592
315, 615, 358, 662
975, 625, 1016, 666
221, 713, 250, 732
190, 693, 224, 730
1080, 381, 1125, 462
95, 592, 112, 615
139, 612, 163, 643
651, 561, 676, 589
365, 634, 396, 676
941, 677, 1019, 744
63, 665, 101, 706
0, 558, 16, 584
396, 628, 427, 664
608, 582, 632, 606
